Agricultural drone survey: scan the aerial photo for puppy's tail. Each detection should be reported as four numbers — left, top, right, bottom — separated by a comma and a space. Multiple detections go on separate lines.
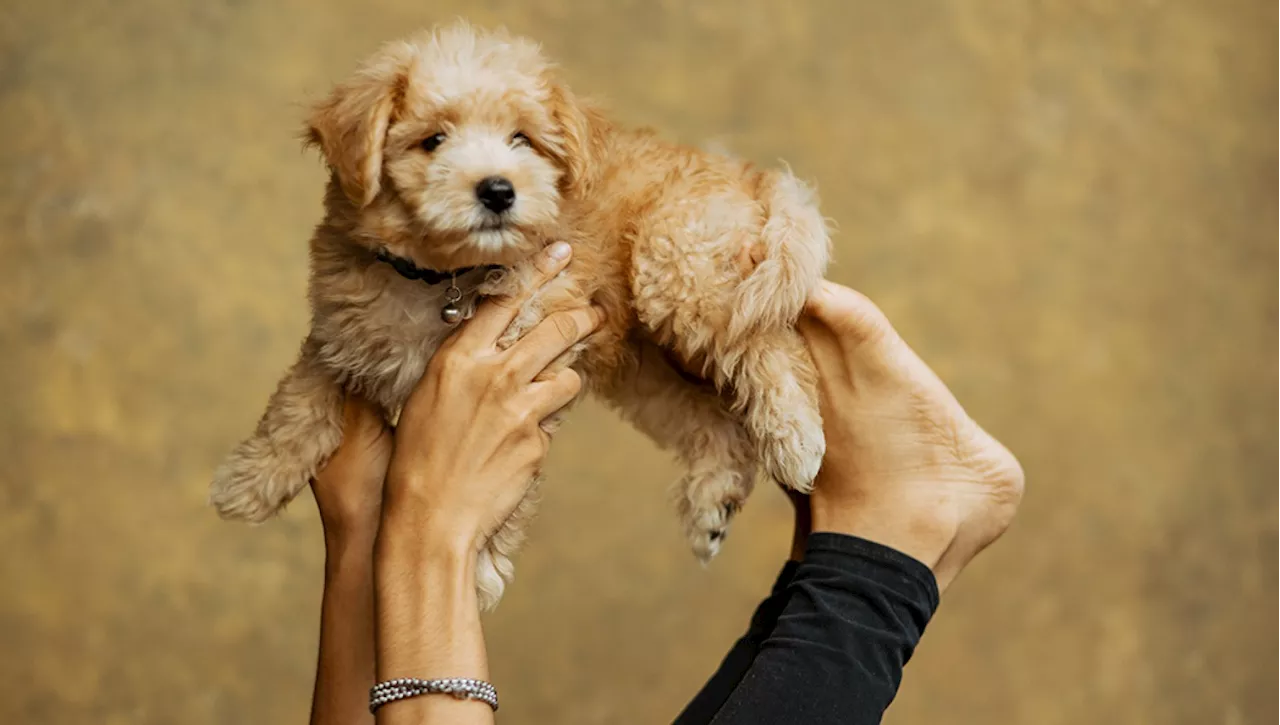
726, 168, 831, 343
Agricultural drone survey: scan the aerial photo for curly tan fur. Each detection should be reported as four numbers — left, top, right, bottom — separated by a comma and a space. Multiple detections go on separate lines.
211, 22, 829, 609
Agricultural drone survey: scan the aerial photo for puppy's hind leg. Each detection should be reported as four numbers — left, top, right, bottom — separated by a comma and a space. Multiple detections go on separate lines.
723, 329, 825, 493
720, 170, 828, 491
210, 336, 345, 522
631, 167, 828, 494
603, 344, 757, 563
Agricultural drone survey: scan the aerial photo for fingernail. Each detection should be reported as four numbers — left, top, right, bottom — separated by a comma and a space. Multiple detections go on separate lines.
546, 241, 572, 261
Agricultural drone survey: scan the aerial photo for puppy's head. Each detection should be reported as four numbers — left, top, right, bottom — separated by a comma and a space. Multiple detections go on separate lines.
306, 23, 599, 269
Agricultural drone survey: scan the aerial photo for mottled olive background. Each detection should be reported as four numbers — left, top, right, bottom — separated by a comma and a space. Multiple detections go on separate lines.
1, 0, 1276, 723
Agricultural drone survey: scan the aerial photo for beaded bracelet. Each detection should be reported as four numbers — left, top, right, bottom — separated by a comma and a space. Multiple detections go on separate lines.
369, 677, 499, 713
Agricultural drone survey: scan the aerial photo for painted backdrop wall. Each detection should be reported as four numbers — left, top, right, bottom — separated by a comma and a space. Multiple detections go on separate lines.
1, 1, 1275, 723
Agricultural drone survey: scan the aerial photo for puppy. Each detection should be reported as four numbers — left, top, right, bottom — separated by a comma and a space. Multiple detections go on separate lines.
211, 23, 830, 609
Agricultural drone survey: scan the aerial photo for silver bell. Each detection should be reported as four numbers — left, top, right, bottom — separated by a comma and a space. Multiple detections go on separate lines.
441, 303, 463, 325
441, 274, 464, 325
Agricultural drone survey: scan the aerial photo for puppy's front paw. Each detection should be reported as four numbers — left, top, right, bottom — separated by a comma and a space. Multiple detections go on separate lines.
209, 437, 309, 523
760, 406, 825, 493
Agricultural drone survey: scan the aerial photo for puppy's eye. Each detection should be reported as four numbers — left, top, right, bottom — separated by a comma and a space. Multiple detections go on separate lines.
511, 132, 532, 148
421, 133, 446, 152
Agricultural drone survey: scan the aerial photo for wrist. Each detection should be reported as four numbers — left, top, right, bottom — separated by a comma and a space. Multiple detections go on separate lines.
322, 517, 379, 554
322, 534, 376, 591
383, 467, 492, 553
374, 511, 479, 611
377, 500, 480, 568
810, 497, 954, 572
376, 533, 476, 583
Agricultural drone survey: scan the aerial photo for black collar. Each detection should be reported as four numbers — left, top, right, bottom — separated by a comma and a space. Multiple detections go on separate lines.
375, 249, 498, 285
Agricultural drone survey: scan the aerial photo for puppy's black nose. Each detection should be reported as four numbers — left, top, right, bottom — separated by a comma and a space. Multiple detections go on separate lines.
475, 176, 515, 213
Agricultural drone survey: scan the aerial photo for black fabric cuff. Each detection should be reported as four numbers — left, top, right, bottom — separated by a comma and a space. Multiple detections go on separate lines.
804, 533, 940, 614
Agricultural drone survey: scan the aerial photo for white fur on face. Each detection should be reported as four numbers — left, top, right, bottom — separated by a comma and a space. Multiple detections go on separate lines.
387, 123, 562, 254
371, 32, 568, 265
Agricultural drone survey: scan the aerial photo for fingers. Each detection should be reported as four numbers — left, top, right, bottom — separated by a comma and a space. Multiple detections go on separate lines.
463, 241, 574, 345
523, 368, 584, 420
506, 305, 604, 380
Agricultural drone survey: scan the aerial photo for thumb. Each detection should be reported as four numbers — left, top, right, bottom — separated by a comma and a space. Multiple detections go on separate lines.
804, 280, 896, 346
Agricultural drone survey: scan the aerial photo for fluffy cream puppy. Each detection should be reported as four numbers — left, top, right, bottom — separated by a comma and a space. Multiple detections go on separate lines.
211, 23, 830, 609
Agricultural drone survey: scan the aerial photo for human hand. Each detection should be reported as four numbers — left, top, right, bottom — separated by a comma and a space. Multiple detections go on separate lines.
311, 393, 393, 548
381, 241, 603, 554
798, 281, 1024, 592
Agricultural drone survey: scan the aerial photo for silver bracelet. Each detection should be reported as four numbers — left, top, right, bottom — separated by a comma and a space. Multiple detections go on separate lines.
369, 677, 499, 713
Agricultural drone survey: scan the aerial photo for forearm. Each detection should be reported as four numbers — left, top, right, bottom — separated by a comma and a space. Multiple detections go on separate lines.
311, 531, 378, 725
373, 510, 494, 725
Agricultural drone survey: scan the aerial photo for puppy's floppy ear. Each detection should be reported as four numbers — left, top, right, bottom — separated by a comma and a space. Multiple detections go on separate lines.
305, 59, 406, 208
546, 80, 605, 200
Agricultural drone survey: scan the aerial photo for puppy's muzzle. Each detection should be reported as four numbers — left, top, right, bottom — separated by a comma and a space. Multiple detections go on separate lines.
476, 176, 515, 213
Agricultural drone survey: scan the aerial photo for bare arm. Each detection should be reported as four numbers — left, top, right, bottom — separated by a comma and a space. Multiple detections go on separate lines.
311, 532, 379, 725
374, 241, 597, 723
309, 397, 496, 725
675, 281, 1024, 724
370, 522, 491, 722
306, 241, 598, 724
309, 397, 389, 725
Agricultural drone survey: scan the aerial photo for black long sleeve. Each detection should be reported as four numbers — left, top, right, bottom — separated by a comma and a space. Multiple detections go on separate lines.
673, 561, 800, 724
675, 534, 939, 725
